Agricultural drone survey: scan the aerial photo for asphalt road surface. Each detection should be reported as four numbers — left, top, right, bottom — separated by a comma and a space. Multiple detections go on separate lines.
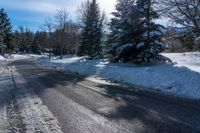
0, 58, 200, 133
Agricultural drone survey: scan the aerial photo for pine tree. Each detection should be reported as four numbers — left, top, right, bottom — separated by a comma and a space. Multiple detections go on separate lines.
78, 0, 103, 59
108, 0, 164, 63
0, 8, 14, 53
31, 31, 47, 54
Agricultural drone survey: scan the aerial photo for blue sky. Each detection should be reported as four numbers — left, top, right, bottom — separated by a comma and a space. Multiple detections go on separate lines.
0, 0, 116, 31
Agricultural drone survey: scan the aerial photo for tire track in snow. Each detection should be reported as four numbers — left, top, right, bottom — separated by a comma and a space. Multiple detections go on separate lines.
0, 62, 12, 133
7, 93, 26, 133
6, 63, 63, 133
0, 92, 9, 133
16, 93, 63, 133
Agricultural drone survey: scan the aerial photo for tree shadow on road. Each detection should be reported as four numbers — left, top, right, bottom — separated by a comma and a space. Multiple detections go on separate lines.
93, 83, 200, 133
0, 59, 88, 109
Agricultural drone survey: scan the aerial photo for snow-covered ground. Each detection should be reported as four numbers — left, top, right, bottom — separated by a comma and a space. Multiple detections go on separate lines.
0, 55, 6, 62
37, 52, 200, 99
0, 54, 31, 61
5, 54, 44, 61
162, 52, 200, 73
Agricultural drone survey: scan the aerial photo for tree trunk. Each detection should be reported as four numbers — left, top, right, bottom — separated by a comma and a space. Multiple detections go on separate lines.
147, 0, 151, 44
0, 36, 4, 55
48, 32, 52, 60
60, 48, 63, 59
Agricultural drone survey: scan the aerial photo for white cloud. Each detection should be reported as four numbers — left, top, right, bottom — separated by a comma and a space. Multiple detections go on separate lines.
0, 0, 117, 15
0, 0, 79, 14
1, 0, 117, 31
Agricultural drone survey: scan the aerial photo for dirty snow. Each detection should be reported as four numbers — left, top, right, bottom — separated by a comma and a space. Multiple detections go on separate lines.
0, 58, 63, 133
11, 65, 63, 132
37, 52, 200, 99
0, 67, 10, 132
17, 93, 63, 132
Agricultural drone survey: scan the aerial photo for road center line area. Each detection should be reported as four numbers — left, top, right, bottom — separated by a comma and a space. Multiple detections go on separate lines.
0, 58, 200, 133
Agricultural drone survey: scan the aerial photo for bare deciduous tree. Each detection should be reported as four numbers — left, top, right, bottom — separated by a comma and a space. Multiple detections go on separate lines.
158, 0, 200, 37
43, 18, 54, 33
162, 28, 185, 52
43, 18, 54, 59
54, 9, 69, 59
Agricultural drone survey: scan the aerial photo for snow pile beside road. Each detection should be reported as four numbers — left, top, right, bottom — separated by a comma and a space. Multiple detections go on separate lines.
4, 54, 46, 61
37, 52, 200, 99
11, 54, 44, 60
0, 55, 6, 62
1, 54, 29, 61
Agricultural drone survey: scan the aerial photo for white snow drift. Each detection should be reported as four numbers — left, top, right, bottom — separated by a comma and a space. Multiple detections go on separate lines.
0, 55, 6, 62
38, 52, 200, 99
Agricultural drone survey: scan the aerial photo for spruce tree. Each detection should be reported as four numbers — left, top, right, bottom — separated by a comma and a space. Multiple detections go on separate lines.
108, 0, 164, 63
0, 8, 14, 53
78, 0, 103, 59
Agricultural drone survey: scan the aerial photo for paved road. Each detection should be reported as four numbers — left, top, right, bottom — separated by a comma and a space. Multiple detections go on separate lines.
1, 58, 200, 133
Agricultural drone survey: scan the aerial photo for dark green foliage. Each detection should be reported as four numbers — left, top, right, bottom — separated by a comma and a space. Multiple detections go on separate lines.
108, 0, 164, 63
31, 31, 47, 54
14, 26, 34, 53
78, 0, 103, 59
0, 8, 15, 53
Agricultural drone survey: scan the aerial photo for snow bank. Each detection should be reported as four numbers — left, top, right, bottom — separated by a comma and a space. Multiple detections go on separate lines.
0, 55, 6, 62
1, 54, 29, 61
4, 54, 46, 61
37, 52, 200, 99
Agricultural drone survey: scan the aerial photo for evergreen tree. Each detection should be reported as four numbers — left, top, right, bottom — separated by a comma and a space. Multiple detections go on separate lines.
14, 26, 34, 53
0, 8, 14, 53
108, 0, 165, 63
31, 31, 47, 54
78, 0, 103, 59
